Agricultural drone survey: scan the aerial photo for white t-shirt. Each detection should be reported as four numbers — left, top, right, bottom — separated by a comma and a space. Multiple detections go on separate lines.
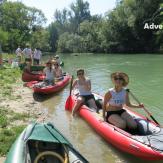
23, 48, 32, 58
15, 48, 22, 56
33, 49, 42, 60
44, 67, 55, 81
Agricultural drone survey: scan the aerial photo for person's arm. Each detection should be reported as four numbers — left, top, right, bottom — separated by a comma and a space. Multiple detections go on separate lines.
72, 79, 77, 90
103, 91, 112, 121
125, 92, 143, 108
22, 49, 25, 55
59, 67, 63, 76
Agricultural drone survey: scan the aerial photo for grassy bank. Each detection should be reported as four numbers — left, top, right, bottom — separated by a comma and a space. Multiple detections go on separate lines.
0, 107, 29, 156
0, 57, 28, 157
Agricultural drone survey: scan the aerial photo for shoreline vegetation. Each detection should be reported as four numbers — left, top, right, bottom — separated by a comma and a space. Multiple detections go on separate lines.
0, 54, 45, 162
0, 0, 162, 54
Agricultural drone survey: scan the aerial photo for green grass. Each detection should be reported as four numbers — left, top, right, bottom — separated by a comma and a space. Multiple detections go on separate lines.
0, 65, 22, 98
0, 56, 33, 156
0, 107, 30, 156
0, 125, 25, 156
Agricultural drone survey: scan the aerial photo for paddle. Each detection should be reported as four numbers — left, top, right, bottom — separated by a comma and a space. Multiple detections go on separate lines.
126, 89, 160, 126
65, 75, 74, 110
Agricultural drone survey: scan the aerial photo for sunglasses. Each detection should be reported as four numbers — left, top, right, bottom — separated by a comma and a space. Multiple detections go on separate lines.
77, 73, 84, 76
114, 77, 123, 81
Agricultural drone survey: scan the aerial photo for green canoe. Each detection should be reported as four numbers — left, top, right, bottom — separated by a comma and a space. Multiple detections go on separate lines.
5, 122, 88, 163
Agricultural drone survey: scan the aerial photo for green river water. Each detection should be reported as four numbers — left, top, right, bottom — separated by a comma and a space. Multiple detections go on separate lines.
41, 54, 163, 163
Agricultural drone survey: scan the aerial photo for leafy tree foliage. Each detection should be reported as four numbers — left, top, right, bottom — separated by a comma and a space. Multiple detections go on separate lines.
0, 0, 162, 53
0, 1, 46, 52
48, 0, 162, 53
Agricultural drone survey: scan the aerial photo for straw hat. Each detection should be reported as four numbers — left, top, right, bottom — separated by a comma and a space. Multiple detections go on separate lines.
111, 72, 129, 87
51, 59, 57, 63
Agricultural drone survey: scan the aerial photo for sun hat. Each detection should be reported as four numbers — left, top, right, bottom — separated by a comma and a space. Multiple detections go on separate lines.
111, 72, 129, 87
55, 55, 59, 58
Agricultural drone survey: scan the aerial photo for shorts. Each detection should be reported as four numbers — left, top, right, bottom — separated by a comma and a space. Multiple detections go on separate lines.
33, 58, 40, 65
79, 94, 95, 103
25, 58, 32, 62
106, 109, 126, 122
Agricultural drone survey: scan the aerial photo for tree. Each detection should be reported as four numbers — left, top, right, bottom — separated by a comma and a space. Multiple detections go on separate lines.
69, 0, 91, 33
0, 1, 46, 51
48, 23, 59, 52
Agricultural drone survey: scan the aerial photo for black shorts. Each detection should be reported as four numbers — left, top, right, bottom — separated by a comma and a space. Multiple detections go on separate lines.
106, 109, 126, 122
33, 58, 40, 65
25, 58, 32, 62
79, 94, 95, 103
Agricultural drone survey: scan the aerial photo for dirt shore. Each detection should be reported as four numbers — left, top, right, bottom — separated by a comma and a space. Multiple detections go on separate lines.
0, 82, 46, 162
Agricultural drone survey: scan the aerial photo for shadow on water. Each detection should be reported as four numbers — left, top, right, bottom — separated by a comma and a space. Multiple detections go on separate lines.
33, 92, 60, 102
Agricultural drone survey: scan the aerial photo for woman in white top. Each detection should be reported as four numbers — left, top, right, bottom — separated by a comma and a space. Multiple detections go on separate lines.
103, 72, 143, 131
33, 48, 42, 65
43, 60, 55, 85
72, 69, 97, 116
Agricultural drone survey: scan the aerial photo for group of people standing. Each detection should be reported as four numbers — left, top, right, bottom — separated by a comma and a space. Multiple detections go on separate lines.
15, 45, 42, 65
72, 69, 144, 133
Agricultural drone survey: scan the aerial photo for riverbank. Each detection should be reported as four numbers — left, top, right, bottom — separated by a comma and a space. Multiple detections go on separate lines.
0, 61, 45, 161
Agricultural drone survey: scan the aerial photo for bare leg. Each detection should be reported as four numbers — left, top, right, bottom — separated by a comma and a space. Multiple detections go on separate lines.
72, 96, 84, 117
108, 114, 127, 129
121, 111, 137, 129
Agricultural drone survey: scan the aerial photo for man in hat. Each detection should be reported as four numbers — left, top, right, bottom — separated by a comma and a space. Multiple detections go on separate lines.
103, 72, 143, 132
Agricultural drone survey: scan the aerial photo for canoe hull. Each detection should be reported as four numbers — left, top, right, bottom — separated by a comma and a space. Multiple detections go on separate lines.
5, 123, 88, 163
22, 72, 45, 82
32, 75, 71, 94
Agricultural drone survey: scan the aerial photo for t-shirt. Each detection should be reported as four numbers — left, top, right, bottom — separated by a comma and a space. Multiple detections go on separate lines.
33, 49, 42, 60
108, 88, 126, 106
23, 48, 32, 58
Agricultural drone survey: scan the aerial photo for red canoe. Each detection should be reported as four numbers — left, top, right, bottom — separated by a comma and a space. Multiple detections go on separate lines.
22, 71, 45, 82
65, 93, 163, 160
26, 75, 71, 94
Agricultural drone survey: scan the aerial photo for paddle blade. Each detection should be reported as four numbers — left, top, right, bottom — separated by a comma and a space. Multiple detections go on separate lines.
65, 96, 72, 111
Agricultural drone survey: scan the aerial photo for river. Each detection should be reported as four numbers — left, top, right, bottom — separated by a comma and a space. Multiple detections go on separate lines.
41, 53, 163, 163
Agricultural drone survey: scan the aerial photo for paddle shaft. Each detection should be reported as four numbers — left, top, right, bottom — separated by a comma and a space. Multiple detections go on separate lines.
126, 89, 160, 125
68, 75, 74, 109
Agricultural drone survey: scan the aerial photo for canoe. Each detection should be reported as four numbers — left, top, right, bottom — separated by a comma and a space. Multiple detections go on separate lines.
65, 93, 163, 160
31, 65, 45, 71
22, 71, 45, 82
26, 75, 71, 94
5, 122, 88, 163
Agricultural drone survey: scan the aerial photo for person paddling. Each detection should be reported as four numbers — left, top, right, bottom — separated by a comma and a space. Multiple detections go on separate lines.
103, 72, 144, 132
72, 69, 98, 116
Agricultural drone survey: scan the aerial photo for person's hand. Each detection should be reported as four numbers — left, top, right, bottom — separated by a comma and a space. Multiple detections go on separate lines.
139, 103, 144, 108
